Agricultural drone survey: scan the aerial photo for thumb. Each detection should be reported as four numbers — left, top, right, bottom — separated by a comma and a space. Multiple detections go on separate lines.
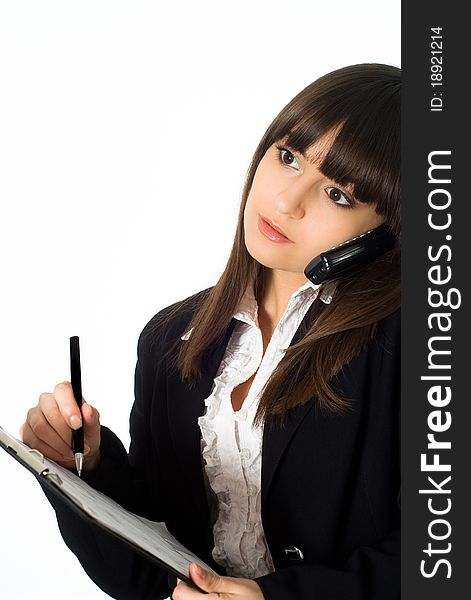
189, 563, 229, 594
81, 402, 101, 454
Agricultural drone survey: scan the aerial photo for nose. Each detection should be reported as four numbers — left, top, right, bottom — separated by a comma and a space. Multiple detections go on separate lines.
274, 176, 311, 219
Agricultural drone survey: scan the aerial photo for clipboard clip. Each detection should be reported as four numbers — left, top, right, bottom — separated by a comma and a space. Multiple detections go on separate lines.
43, 469, 63, 486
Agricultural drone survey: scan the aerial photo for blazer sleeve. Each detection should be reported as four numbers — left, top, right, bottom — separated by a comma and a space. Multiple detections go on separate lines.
41, 316, 172, 600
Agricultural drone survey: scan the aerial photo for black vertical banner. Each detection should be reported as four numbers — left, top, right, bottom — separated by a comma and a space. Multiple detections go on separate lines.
402, 2, 468, 599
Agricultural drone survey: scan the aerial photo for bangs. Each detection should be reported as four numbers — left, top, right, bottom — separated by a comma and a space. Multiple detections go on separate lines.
266, 64, 401, 236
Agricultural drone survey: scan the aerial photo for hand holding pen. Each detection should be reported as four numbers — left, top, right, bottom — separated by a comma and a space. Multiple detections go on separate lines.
20, 340, 102, 474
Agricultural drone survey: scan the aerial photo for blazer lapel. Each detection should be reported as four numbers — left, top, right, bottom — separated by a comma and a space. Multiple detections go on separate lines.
166, 318, 238, 527
261, 400, 316, 507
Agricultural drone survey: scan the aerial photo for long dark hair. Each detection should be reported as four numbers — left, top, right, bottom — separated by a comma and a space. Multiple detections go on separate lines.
157, 63, 400, 425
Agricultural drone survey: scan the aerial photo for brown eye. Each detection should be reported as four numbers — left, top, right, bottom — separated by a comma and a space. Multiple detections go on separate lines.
325, 186, 354, 209
275, 145, 299, 169
280, 149, 295, 165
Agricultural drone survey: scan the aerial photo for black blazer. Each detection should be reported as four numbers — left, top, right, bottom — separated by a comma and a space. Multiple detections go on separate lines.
44, 287, 401, 600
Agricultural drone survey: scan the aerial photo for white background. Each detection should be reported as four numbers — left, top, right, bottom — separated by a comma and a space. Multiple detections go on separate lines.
0, 1, 400, 598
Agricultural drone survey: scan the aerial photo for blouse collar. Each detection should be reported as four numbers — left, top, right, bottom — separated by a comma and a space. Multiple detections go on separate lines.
232, 278, 335, 328
181, 279, 335, 341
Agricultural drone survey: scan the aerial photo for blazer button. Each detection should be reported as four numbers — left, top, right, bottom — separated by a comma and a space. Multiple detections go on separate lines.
283, 546, 304, 561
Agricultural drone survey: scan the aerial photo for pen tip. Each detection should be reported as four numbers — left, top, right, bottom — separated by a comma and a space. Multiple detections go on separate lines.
74, 453, 84, 477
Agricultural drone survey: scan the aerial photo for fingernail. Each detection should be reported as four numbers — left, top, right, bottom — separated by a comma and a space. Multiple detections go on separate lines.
83, 443, 91, 455
69, 414, 82, 429
194, 564, 206, 579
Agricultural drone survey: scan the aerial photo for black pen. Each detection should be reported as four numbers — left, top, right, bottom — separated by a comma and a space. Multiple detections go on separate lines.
70, 336, 84, 476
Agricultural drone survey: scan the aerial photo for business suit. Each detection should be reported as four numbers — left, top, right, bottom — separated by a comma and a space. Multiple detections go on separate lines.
44, 286, 401, 600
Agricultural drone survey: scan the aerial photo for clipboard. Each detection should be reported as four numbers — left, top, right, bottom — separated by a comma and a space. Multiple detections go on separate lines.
0, 425, 214, 588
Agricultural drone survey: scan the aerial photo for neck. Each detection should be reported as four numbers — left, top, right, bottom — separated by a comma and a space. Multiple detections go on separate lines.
257, 269, 308, 332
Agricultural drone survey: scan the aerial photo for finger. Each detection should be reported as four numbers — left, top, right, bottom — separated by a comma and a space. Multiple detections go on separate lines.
54, 381, 83, 429
81, 402, 101, 452
188, 563, 234, 595
21, 421, 75, 463
39, 392, 76, 447
171, 580, 211, 600
26, 405, 74, 457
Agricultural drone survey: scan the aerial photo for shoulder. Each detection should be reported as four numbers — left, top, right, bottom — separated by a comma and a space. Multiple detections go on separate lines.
380, 306, 401, 329
137, 286, 213, 358
367, 307, 400, 367
377, 307, 401, 346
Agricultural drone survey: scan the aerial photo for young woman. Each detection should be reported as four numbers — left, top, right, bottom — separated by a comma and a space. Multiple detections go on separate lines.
22, 62, 401, 600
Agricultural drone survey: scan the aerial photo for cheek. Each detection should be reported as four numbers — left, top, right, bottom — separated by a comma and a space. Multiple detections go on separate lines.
246, 166, 276, 207
296, 216, 358, 261
243, 195, 257, 244
243, 180, 265, 228
243, 191, 254, 224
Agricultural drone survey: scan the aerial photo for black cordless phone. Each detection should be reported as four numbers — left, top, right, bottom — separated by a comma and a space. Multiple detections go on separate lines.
304, 222, 395, 284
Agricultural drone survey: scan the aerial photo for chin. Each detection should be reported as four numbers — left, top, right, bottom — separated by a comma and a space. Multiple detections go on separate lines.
244, 239, 298, 273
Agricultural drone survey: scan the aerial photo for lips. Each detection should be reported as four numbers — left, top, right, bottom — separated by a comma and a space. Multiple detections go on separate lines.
259, 215, 291, 241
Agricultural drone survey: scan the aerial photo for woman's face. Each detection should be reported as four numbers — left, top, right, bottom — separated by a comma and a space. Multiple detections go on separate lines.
243, 133, 386, 278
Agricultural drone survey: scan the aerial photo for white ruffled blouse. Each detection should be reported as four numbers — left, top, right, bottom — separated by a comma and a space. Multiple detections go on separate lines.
180, 279, 334, 578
